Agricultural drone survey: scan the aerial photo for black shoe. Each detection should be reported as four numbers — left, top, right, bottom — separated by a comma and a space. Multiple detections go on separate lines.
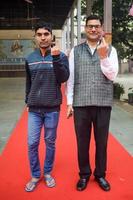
76, 178, 89, 191
95, 177, 111, 191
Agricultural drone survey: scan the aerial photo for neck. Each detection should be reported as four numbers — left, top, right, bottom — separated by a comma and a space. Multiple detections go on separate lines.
40, 47, 50, 56
87, 39, 99, 48
87, 41, 97, 48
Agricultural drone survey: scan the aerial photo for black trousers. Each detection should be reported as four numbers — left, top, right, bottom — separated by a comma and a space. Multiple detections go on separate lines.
73, 106, 111, 179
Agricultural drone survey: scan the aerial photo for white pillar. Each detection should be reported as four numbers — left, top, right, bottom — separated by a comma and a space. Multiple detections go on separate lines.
61, 25, 67, 52
66, 18, 70, 50
61, 28, 64, 51
70, 9, 74, 48
77, 0, 81, 44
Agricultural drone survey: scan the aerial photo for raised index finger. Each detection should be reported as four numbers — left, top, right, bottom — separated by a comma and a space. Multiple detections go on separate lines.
101, 36, 106, 45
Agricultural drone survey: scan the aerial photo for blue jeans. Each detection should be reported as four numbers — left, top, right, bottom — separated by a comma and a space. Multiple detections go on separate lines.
28, 111, 60, 178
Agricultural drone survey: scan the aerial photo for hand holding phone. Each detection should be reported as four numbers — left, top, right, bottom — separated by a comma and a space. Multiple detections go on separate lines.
51, 42, 55, 48
67, 105, 73, 119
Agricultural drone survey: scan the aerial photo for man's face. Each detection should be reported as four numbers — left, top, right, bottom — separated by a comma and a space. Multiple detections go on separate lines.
85, 19, 103, 42
35, 28, 52, 49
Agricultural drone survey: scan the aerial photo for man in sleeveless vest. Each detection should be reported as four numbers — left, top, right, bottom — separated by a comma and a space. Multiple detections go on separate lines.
66, 15, 118, 191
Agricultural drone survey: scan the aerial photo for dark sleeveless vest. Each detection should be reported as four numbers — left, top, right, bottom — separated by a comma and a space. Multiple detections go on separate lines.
73, 42, 113, 107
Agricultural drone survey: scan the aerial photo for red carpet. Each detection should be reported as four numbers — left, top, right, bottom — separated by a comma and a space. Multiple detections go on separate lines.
0, 90, 133, 200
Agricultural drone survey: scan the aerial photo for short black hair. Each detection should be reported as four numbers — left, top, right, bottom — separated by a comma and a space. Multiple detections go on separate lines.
34, 21, 52, 34
85, 15, 103, 26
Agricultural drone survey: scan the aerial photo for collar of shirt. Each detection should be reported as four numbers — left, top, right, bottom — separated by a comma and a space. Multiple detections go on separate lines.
86, 40, 100, 55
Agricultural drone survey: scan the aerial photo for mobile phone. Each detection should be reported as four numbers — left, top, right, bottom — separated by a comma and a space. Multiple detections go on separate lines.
51, 42, 55, 48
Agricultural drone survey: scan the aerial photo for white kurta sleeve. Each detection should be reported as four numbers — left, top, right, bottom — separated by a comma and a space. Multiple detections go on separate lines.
66, 48, 74, 105
100, 46, 119, 81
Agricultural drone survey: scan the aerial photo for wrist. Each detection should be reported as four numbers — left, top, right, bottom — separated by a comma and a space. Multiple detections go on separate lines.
100, 55, 108, 60
52, 54, 60, 61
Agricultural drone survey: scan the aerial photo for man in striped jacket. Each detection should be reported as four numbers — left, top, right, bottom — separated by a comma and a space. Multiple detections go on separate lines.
25, 21, 69, 192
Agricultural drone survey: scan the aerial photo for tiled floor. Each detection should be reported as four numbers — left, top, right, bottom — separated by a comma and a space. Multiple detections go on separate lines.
0, 77, 25, 153
0, 76, 133, 155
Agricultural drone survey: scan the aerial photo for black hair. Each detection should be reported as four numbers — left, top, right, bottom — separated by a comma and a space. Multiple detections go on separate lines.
85, 15, 103, 26
34, 21, 52, 34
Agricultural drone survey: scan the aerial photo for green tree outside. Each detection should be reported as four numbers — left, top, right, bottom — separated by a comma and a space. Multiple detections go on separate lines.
81, 0, 133, 61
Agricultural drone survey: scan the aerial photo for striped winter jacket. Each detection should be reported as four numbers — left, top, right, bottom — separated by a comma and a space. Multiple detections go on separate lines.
25, 48, 69, 111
